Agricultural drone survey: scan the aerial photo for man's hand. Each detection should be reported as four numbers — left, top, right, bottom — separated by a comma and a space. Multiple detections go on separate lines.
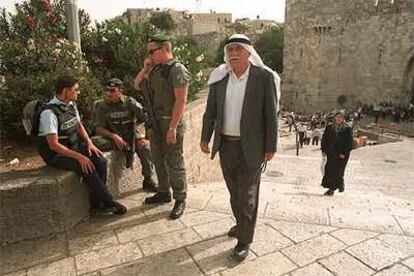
166, 128, 177, 145
112, 134, 128, 150
77, 154, 95, 174
87, 142, 103, 157
339, 153, 345, 159
264, 152, 275, 161
143, 57, 153, 72
200, 142, 210, 154
136, 138, 150, 149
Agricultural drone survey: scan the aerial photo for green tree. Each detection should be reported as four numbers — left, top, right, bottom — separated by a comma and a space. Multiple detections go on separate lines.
0, 0, 101, 139
254, 26, 284, 73
149, 12, 176, 31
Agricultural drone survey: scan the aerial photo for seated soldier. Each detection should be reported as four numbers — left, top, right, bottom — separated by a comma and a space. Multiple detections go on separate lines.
37, 75, 127, 215
94, 78, 158, 192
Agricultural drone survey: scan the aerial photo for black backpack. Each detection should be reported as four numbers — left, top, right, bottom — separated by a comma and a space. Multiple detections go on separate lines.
22, 100, 60, 137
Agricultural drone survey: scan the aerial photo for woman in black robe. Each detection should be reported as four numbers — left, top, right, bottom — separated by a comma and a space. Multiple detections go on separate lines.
321, 111, 353, 195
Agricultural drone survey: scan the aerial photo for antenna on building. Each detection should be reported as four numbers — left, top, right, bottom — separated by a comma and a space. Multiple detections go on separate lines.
195, 0, 202, 13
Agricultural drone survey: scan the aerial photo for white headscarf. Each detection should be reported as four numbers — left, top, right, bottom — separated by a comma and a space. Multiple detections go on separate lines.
208, 34, 281, 111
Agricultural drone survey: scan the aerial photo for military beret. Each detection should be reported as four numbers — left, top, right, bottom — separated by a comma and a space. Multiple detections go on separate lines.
106, 78, 123, 88
148, 34, 171, 43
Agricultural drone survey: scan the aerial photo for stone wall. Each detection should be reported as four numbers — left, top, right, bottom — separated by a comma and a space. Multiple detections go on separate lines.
0, 168, 89, 244
282, 0, 414, 113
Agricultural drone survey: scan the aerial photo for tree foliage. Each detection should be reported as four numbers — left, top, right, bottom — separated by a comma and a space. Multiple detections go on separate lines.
149, 12, 176, 31
254, 26, 284, 73
0, 1, 206, 140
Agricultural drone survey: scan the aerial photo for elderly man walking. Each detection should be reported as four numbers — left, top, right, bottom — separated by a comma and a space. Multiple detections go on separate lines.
200, 34, 279, 261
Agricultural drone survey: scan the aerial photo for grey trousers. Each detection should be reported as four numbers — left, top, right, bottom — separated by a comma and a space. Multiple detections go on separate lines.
219, 138, 261, 244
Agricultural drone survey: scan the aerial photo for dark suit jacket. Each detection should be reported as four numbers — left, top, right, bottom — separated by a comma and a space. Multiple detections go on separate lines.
201, 65, 278, 169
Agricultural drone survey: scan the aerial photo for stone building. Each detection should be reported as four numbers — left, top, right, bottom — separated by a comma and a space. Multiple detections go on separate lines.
282, 0, 414, 112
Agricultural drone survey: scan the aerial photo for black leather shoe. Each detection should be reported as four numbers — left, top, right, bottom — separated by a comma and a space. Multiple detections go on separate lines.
145, 192, 172, 204
338, 186, 344, 193
170, 200, 186, 219
228, 225, 237, 238
105, 201, 127, 216
232, 242, 250, 261
324, 189, 334, 196
143, 177, 158, 193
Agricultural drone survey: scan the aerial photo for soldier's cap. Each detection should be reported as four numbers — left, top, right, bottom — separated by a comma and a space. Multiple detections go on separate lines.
148, 34, 171, 43
106, 78, 123, 88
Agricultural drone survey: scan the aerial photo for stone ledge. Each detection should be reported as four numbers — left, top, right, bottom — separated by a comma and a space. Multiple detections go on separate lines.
0, 167, 89, 244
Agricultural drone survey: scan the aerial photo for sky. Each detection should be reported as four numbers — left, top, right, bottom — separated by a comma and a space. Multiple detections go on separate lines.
1, 0, 285, 23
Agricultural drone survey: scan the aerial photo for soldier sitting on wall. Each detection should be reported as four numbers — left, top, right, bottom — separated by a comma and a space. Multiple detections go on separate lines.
93, 78, 158, 192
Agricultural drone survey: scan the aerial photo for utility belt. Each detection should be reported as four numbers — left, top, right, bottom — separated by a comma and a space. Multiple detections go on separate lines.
222, 135, 241, 141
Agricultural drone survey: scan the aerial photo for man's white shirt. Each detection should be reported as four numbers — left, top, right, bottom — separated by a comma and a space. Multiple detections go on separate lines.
223, 64, 250, 136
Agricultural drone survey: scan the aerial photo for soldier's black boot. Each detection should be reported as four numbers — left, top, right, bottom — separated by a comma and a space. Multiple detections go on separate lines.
170, 200, 186, 220
144, 192, 172, 204
143, 177, 158, 192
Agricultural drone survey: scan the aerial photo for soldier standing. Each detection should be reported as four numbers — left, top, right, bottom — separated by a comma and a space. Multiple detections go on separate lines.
94, 78, 158, 192
134, 34, 191, 220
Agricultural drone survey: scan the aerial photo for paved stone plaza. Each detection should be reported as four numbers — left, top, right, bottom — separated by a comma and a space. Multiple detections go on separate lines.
1, 131, 413, 275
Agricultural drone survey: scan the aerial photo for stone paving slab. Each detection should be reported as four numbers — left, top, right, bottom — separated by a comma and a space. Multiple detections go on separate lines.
192, 217, 235, 240
74, 241, 143, 275
266, 202, 329, 225
137, 228, 202, 256
0, 234, 67, 274
179, 210, 230, 227
318, 251, 375, 276
281, 234, 346, 267
396, 216, 414, 236
186, 236, 255, 275
220, 251, 297, 276
374, 264, 414, 276
403, 257, 414, 270
250, 224, 293, 256
329, 207, 404, 234
329, 228, 379, 246
99, 248, 202, 276
115, 218, 185, 243
68, 230, 119, 255
289, 262, 334, 276
265, 220, 336, 243
26, 257, 76, 276
376, 234, 414, 255
346, 238, 408, 271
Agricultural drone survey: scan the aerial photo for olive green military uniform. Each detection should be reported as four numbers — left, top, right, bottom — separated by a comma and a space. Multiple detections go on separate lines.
94, 95, 155, 178
148, 59, 191, 201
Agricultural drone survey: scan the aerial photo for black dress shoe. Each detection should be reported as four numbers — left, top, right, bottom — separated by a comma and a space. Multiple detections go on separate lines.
232, 242, 250, 261
324, 189, 334, 196
105, 201, 127, 215
144, 192, 172, 204
143, 177, 158, 193
170, 200, 186, 219
338, 186, 344, 193
228, 225, 237, 238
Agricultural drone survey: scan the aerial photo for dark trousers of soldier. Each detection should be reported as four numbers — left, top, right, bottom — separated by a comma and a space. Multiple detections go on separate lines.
219, 138, 261, 245
136, 144, 155, 178
46, 147, 115, 208
150, 119, 187, 201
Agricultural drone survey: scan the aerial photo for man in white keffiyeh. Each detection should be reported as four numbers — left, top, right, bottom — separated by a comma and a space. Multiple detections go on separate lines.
200, 34, 279, 261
